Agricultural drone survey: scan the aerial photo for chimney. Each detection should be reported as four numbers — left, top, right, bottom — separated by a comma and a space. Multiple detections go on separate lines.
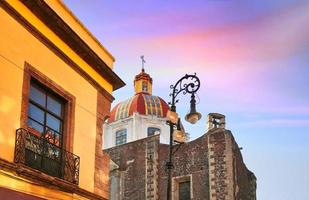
207, 113, 226, 131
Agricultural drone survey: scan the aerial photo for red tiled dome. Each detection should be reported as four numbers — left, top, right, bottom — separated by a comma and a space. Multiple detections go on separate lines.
108, 93, 169, 123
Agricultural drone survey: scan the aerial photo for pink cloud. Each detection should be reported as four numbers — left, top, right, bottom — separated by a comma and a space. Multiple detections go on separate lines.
109, 2, 309, 117
235, 119, 309, 127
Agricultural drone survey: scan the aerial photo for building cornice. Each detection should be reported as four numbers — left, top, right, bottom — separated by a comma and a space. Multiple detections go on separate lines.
1, 0, 125, 91
20, 0, 125, 91
0, 158, 107, 200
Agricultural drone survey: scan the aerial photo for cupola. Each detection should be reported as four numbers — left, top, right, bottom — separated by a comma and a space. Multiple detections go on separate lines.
108, 56, 169, 123
134, 56, 153, 94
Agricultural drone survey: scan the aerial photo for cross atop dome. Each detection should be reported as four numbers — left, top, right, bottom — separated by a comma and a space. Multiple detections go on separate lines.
141, 55, 146, 72
134, 56, 153, 95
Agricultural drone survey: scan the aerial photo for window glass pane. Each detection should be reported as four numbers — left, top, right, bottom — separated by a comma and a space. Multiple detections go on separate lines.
47, 96, 62, 117
116, 129, 127, 145
179, 181, 190, 200
148, 127, 160, 136
28, 103, 44, 123
46, 113, 61, 133
28, 118, 44, 134
26, 81, 66, 179
30, 84, 45, 106
116, 129, 126, 137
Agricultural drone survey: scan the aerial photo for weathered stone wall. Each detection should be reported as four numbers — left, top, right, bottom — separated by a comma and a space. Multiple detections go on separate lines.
158, 134, 210, 200
232, 138, 257, 200
207, 128, 257, 200
207, 129, 231, 200
104, 128, 256, 200
105, 135, 160, 200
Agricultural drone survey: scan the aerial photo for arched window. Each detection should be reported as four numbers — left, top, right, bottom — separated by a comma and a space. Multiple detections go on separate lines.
115, 129, 127, 146
142, 81, 148, 92
147, 127, 160, 137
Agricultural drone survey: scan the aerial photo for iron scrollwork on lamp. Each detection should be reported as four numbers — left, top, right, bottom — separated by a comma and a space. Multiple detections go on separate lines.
166, 73, 201, 200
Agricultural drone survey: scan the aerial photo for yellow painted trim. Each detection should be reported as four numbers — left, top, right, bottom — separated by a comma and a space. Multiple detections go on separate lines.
0, 170, 74, 200
134, 79, 152, 95
51, 0, 115, 63
6, 1, 113, 93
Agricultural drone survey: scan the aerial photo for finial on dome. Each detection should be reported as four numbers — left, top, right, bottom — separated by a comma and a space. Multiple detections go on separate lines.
140, 55, 146, 72
134, 56, 153, 95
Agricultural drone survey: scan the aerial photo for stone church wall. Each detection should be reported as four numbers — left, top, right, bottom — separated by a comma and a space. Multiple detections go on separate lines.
104, 129, 256, 200
207, 128, 257, 200
105, 137, 152, 200
158, 134, 210, 200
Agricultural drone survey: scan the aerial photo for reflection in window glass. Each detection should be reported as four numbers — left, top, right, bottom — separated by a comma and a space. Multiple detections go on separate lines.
30, 84, 45, 106
28, 118, 44, 133
28, 103, 44, 123
47, 96, 62, 116
27, 81, 64, 147
46, 113, 61, 132
26, 80, 67, 180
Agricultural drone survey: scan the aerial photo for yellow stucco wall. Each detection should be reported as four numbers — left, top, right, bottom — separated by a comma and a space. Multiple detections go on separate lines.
0, 2, 109, 196
134, 79, 153, 94
0, 170, 76, 200
45, 0, 115, 68
6, 0, 113, 93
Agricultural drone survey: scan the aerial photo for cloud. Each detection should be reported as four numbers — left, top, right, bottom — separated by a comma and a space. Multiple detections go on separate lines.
235, 118, 309, 128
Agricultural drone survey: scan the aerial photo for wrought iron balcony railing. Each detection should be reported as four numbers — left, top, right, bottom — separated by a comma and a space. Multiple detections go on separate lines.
14, 128, 80, 185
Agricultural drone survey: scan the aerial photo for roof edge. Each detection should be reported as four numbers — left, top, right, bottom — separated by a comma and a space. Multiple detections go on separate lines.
21, 0, 125, 91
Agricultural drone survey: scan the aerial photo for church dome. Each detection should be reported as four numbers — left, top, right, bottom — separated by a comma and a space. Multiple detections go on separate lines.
108, 93, 169, 123
108, 61, 169, 123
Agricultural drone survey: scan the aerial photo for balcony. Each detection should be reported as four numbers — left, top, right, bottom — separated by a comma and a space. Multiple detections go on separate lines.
14, 128, 80, 185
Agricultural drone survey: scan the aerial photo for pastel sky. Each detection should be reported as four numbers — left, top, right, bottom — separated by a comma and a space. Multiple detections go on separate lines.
64, 0, 309, 199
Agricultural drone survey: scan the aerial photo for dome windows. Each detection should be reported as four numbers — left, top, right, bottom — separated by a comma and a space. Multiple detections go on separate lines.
148, 127, 161, 137
115, 129, 127, 146
142, 81, 148, 92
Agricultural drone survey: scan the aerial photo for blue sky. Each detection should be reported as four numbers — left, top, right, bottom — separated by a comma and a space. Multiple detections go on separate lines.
64, 0, 309, 199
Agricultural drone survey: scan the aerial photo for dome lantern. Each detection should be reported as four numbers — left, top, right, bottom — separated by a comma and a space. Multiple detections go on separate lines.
108, 57, 169, 123
134, 56, 153, 95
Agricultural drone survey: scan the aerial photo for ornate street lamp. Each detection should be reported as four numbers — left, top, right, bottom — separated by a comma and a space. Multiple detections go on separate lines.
166, 74, 201, 200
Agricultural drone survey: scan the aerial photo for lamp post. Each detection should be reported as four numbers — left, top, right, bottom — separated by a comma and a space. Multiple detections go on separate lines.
166, 74, 201, 200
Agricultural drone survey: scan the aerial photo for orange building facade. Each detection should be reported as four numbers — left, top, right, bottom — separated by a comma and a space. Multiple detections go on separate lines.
0, 1, 124, 199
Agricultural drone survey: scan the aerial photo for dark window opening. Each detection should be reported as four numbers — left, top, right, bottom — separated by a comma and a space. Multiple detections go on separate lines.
142, 81, 148, 92
179, 181, 191, 200
147, 127, 160, 137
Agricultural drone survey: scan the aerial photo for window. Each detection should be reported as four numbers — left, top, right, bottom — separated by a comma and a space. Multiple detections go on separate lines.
147, 127, 160, 137
26, 80, 65, 177
173, 176, 192, 200
116, 129, 127, 145
28, 81, 64, 145
142, 81, 148, 92
179, 181, 191, 200
16, 64, 78, 184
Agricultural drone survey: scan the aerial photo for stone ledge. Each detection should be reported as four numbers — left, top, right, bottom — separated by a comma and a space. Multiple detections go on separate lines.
0, 158, 107, 200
